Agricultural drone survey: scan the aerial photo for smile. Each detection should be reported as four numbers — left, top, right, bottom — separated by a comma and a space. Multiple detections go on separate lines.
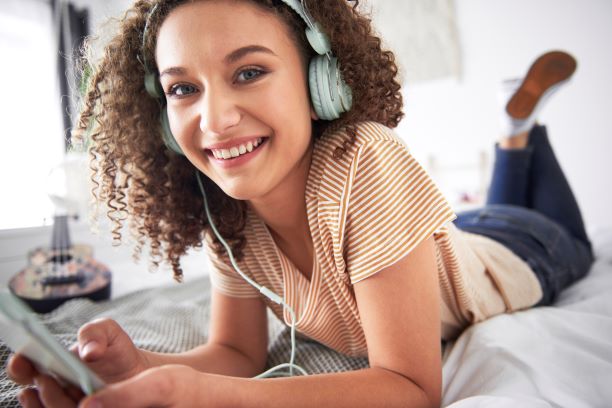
207, 137, 267, 161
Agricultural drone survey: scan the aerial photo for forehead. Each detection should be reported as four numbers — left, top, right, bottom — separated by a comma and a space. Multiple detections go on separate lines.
155, 1, 297, 68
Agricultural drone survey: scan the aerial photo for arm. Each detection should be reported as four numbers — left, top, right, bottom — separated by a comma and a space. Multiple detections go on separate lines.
142, 288, 269, 378
83, 237, 442, 408
234, 235, 442, 407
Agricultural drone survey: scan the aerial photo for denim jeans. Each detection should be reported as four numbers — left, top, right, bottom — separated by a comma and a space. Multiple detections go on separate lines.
454, 125, 594, 306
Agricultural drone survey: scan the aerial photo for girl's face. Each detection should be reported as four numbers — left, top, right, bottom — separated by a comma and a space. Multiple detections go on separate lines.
155, 0, 316, 201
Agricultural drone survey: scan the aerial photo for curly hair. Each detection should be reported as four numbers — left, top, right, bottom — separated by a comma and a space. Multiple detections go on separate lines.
73, 0, 403, 282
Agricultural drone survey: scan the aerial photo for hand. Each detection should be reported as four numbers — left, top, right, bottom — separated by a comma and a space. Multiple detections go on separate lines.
80, 365, 219, 408
7, 355, 84, 408
73, 317, 149, 383
6, 318, 149, 407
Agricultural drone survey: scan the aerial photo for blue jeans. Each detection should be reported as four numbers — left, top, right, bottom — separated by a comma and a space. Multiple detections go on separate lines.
454, 125, 594, 306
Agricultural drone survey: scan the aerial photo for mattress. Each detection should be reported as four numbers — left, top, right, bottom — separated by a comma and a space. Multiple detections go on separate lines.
1, 229, 611, 407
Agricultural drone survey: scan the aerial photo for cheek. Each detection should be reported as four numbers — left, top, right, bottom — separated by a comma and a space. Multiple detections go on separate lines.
167, 106, 199, 147
260, 62, 312, 119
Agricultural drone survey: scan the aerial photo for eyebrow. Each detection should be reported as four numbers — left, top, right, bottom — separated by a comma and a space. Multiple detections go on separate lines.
159, 66, 186, 79
159, 45, 277, 79
224, 44, 277, 64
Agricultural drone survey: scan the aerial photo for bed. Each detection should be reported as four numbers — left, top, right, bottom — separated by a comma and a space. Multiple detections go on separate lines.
1, 229, 611, 407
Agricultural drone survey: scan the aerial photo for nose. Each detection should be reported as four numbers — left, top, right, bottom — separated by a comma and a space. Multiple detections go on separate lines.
199, 87, 242, 136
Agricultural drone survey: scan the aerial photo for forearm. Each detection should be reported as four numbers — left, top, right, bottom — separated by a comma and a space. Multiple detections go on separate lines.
210, 367, 438, 408
141, 343, 260, 378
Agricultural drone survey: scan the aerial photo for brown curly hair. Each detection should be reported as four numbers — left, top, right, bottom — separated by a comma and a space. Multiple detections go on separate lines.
73, 0, 403, 281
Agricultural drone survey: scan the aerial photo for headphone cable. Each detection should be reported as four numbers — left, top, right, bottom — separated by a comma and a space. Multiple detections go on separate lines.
195, 170, 309, 378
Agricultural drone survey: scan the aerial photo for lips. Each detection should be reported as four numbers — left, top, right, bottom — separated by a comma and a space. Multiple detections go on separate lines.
205, 137, 268, 165
210, 137, 263, 160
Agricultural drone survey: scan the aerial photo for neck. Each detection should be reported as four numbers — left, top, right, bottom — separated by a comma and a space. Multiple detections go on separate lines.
248, 142, 313, 246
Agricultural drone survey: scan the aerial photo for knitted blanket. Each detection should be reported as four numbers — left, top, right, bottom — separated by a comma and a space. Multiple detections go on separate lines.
0, 277, 369, 406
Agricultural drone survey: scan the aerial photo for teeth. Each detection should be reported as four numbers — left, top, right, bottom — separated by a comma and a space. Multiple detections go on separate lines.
211, 138, 264, 160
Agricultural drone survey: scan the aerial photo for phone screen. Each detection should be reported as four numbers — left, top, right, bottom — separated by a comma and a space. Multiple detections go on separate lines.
0, 290, 104, 395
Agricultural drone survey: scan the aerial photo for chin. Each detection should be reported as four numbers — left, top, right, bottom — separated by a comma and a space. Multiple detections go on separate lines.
218, 184, 261, 202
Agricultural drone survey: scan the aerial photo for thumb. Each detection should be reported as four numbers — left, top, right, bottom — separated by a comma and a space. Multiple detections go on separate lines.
77, 318, 121, 362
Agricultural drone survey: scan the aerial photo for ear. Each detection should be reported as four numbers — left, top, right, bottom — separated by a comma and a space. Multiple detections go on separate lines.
310, 105, 319, 121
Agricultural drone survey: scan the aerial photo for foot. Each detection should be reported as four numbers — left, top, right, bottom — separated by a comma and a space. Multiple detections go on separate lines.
506, 50, 577, 119
498, 50, 577, 138
498, 130, 529, 150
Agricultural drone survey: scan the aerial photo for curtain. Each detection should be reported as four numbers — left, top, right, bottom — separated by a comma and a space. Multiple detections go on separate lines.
54, 0, 90, 150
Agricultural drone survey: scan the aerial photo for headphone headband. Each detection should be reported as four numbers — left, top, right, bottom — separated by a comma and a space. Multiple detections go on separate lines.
280, 0, 332, 55
140, 0, 330, 80
141, 3, 163, 98
141, 3, 158, 70
141, 0, 352, 155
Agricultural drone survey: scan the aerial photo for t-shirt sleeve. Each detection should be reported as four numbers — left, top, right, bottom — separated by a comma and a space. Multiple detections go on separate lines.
344, 139, 456, 284
204, 232, 261, 298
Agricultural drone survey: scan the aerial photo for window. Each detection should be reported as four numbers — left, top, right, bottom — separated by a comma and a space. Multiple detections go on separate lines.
0, 1, 66, 230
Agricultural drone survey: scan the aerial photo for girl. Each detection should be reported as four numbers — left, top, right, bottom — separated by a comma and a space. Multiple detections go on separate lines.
7, 0, 593, 407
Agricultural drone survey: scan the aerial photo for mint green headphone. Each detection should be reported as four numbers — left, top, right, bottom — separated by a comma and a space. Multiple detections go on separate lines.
142, 0, 353, 155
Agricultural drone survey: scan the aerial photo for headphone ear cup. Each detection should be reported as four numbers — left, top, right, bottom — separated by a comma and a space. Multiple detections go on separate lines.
144, 74, 182, 155
309, 55, 333, 120
160, 107, 184, 155
308, 55, 352, 121
144, 72, 164, 98
308, 58, 326, 121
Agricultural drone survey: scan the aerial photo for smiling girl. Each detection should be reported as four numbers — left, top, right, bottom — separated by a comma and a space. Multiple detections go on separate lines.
7, 1, 593, 407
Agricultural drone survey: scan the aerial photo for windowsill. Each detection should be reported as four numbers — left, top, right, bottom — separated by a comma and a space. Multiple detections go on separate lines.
0, 218, 209, 300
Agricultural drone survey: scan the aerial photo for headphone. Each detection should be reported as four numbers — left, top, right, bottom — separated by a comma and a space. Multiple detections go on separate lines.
141, 0, 353, 155
139, 1, 352, 378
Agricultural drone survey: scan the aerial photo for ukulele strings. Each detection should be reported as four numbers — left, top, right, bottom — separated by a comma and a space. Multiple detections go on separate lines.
52, 215, 71, 279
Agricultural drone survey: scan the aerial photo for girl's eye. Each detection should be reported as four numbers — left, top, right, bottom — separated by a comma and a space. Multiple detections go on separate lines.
236, 68, 264, 83
167, 84, 197, 97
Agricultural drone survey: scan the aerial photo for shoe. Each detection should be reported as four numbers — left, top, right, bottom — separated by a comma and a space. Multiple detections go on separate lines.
497, 78, 524, 136
506, 50, 577, 119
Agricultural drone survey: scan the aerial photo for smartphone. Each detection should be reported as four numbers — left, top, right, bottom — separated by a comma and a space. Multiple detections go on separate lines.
0, 290, 105, 395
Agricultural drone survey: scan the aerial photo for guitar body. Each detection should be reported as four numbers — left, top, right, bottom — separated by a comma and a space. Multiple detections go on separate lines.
8, 216, 112, 313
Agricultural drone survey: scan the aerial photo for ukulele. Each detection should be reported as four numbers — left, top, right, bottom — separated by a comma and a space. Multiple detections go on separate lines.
9, 214, 112, 313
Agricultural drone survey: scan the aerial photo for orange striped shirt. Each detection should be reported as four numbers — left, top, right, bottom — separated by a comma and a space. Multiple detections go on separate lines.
206, 121, 542, 357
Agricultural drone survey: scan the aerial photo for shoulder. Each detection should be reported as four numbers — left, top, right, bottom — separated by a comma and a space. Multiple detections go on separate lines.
307, 121, 415, 200
318, 121, 408, 157
311, 121, 410, 179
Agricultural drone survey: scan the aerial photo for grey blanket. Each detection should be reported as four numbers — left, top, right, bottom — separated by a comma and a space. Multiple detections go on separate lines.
0, 277, 369, 406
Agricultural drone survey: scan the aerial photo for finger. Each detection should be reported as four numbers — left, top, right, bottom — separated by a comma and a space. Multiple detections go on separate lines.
7, 354, 37, 385
79, 366, 183, 408
65, 384, 86, 402
77, 318, 120, 362
18, 388, 44, 408
34, 374, 78, 408
69, 343, 80, 357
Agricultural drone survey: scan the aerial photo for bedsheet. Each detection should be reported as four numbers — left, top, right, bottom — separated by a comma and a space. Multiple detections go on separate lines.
1, 231, 611, 407
442, 228, 612, 407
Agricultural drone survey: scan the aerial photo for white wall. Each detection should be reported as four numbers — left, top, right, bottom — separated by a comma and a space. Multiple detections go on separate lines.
56, 0, 612, 236
2, 0, 611, 289
396, 0, 612, 234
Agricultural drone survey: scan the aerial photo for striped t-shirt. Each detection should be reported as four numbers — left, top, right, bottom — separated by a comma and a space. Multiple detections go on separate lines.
206, 121, 542, 357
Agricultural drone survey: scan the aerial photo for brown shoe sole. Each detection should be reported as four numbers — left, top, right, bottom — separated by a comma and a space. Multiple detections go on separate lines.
506, 51, 577, 119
